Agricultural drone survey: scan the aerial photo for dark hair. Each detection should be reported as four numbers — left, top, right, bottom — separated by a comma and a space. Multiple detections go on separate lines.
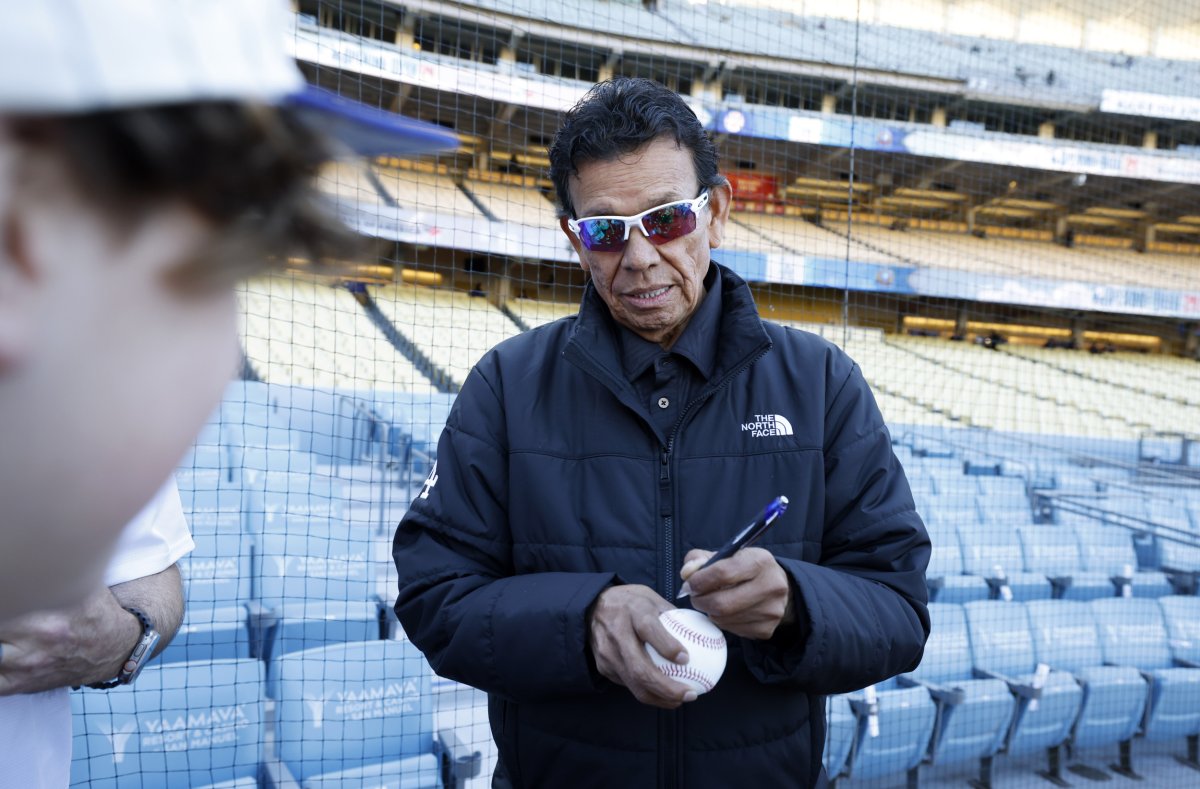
11, 102, 356, 288
549, 77, 724, 218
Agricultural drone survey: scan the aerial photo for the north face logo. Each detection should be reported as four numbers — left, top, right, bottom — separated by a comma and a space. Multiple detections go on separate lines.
741, 414, 793, 437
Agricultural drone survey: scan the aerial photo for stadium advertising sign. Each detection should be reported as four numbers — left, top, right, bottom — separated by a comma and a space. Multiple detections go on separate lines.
1100, 89, 1200, 123
707, 104, 1200, 186
907, 269, 1200, 320
305, 678, 422, 727
289, 18, 587, 112
725, 172, 779, 201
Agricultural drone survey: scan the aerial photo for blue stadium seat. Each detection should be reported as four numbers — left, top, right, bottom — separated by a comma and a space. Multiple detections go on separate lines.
958, 526, 1054, 600
70, 659, 266, 789
923, 500, 983, 528
176, 486, 250, 535
1159, 534, 1200, 575
1073, 524, 1173, 598
250, 514, 382, 692
273, 640, 480, 788
178, 529, 252, 607
259, 490, 347, 521
172, 476, 257, 666
1159, 597, 1200, 665
930, 470, 980, 499
252, 524, 375, 607
929, 495, 982, 524
841, 678, 937, 783
964, 601, 1084, 776
1025, 600, 1148, 777
1103, 496, 1150, 526
977, 495, 1036, 526
1146, 498, 1194, 530
976, 476, 1033, 525
824, 695, 856, 781
261, 599, 383, 698
925, 523, 990, 604
898, 603, 1013, 783
976, 475, 1029, 502
1017, 525, 1114, 600
177, 443, 235, 487
231, 425, 296, 452
1050, 470, 1099, 495
906, 473, 939, 497
159, 604, 252, 665
1091, 598, 1200, 745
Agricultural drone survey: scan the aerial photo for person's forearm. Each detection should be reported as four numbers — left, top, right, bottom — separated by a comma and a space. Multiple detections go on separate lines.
109, 563, 185, 659
0, 563, 186, 694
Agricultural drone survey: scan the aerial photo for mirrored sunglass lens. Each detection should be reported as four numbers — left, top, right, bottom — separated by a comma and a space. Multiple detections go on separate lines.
641, 204, 696, 243
579, 218, 626, 251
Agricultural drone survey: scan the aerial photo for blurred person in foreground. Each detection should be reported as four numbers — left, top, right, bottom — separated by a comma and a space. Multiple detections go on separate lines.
0, 0, 456, 622
0, 481, 189, 786
394, 77, 930, 788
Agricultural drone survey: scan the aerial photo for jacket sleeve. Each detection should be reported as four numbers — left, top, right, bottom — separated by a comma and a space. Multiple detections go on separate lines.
392, 363, 617, 702
741, 353, 931, 693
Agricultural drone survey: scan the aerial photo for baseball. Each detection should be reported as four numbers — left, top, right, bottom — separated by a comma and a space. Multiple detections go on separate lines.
644, 608, 727, 695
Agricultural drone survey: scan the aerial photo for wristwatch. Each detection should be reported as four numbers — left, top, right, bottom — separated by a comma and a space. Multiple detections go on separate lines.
88, 607, 161, 689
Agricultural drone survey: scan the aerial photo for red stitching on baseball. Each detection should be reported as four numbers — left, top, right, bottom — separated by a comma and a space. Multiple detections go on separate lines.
658, 663, 716, 692
666, 619, 725, 650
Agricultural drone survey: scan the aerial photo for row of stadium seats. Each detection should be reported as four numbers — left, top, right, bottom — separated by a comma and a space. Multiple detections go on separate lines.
927, 522, 1177, 602
239, 276, 439, 392
438, 0, 1200, 107
238, 274, 1200, 444
823, 329, 1190, 439
71, 641, 481, 788
826, 598, 1200, 785
890, 335, 1198, 434
322, 160, 560, 229
831, 221, 1200, 290
1005, 344, 1200, 405
372, 282, 523, 388
157, 387, 1200, 789
172, 398, 400, 697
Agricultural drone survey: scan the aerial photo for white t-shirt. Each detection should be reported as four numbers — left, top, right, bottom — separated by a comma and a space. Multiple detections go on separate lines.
0, 480, 194, 789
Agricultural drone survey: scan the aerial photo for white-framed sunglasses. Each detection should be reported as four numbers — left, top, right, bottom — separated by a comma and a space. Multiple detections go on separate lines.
567, 190, 710, 252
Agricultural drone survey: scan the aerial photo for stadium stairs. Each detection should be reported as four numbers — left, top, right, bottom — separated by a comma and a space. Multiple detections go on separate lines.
349, 285, 461, 395
240, 351, 261, 383
498, 302, 532, 333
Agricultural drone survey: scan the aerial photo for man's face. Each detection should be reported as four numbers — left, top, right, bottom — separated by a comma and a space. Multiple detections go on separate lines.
561, 135, 730, 349
0, 133, 239, 617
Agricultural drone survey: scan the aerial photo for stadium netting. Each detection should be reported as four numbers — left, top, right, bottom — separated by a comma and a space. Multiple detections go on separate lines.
68, 1, 1200, 787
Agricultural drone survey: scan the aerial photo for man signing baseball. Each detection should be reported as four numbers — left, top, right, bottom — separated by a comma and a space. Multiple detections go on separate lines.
393, 77, 930, 788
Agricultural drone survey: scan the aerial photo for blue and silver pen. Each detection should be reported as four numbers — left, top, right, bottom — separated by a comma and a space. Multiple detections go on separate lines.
677, 495, 789, 599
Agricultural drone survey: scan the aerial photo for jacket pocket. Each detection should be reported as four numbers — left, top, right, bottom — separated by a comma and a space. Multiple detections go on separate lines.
491, 696, 524, 788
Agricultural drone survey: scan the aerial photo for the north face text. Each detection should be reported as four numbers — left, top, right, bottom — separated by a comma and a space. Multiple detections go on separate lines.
741, 414, 794, 437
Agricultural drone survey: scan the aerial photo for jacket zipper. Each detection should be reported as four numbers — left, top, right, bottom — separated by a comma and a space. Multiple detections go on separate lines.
660, 343, 770, 596
657, 344, 770, 789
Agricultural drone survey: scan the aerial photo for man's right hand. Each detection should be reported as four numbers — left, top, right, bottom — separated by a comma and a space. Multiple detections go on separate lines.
588, 585, 697, 709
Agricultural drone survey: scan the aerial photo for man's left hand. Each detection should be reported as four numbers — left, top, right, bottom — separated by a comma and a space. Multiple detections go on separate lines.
681, 548, 794, 640
0, 589, 140, 696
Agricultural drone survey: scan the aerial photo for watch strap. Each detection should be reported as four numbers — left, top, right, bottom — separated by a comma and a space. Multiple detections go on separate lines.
86, 606, 157, 690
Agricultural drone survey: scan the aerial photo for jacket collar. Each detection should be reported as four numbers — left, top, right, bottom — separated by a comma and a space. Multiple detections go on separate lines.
565, 262, 770, 395
617, 264, 722, 383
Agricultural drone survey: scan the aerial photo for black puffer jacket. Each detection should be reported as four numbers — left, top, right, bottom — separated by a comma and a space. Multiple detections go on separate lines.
394, 265, 930, 789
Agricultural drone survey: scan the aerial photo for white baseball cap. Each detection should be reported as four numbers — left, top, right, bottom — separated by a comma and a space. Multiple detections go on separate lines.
0, 0, 458, 156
